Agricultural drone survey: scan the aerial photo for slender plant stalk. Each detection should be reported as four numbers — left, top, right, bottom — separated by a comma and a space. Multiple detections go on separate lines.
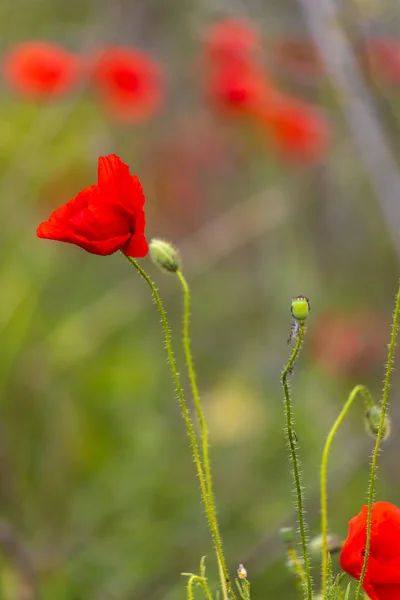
356, 281, 400, 599
320, 385, 374, 595
281, 323, 312, 600
218, 556, 230, 600
128, 258, 236, 600
187, 576, 214, 600
175, 270, 233, 594
287, 546, 306, 583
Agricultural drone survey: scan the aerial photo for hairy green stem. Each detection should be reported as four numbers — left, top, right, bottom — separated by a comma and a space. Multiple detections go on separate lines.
320, 385, 373, 595
187, 575, 214, 600
356, 281, 400, 599
281, 323, 312, 600
128, 258, 236, 600
176, 270, 233, 596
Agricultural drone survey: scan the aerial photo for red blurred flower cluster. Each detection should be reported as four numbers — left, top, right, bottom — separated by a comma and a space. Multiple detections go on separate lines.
5, 29, 400, 134
3, 42, 164, 123
341, 502, 400, 600
201, 20, 329, 163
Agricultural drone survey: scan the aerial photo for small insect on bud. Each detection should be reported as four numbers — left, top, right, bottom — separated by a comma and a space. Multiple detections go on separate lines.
279, 527, 294, 545
291, 295, 311, 322
309, 533, 343, 556
237, 564, 247, 580
149, 238, 181, 273
365, 405, 391, 441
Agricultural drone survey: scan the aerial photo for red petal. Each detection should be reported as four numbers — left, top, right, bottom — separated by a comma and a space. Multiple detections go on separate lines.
97, 154, 130, 187
37, 223, 131, 255
368, 583, 400, 600
36, 183, 133, 255
122, 208, 148, 257
97, 155, 146, 211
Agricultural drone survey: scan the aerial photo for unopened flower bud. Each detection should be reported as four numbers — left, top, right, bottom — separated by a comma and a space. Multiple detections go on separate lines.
149, 238, 180, 273
291, 295, 311, 322
279, 527, 294, 545
237, 564, 247, 580
309, 533, 342, 556
365, 405, 391, 441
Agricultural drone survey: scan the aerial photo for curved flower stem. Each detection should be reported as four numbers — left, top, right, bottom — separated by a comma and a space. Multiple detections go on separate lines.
128, 258, 236, 600
320, 385, 374, 595
187, 575, 214, 600
281, 322, 312, 600
356, 281, 400, 600
175, 270, 232, 595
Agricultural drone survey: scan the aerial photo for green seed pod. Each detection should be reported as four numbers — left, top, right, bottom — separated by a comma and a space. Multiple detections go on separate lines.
291, 296, 311, 322
149, 238, 180, 273
309, 533, 343, 556
365, 405, 391, 441
279, 527, 294, 545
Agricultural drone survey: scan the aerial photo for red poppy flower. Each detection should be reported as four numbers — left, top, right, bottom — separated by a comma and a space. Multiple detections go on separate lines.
206, 62, 273, 115
340, 502, 400, 600
92, 46, 163, 122
205, 19, 260, 64
256, 93, 329, 162
3, 41, 82, 99
37, 154, 148, 257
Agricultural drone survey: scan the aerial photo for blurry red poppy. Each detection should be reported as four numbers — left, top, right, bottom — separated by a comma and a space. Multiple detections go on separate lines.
3, 41, 82, 99
205, 19, 260, 64
360, 38, 400, 84
206, 62, 274, 116
92, 46, 164, 122
256, 94, 328, 162
37, 154, 148, 257
340, 502, 400, 600
308, 311, 385, 377
272, 36, 323, 83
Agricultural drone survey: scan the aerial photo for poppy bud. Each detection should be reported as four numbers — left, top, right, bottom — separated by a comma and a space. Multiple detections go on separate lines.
279, 526, 294, 545
309, 533, 343, 556
291, 295, 311, 322
149, 238, 181, 273
365, 405, 391, 441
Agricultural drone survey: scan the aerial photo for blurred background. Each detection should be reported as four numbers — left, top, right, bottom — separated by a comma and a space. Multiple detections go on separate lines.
1, 0, 400, 598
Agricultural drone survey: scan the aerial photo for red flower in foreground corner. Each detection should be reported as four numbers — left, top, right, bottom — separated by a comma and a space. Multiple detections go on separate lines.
3, 41, 82, 99
340, 502, 400, 600
92, 46, 164, 122
37, 155, 148, 257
